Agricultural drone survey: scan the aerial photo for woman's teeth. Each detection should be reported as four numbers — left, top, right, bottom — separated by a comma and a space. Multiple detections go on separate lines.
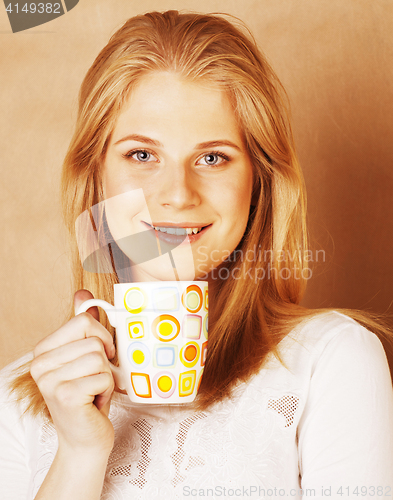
153, 226, 203, 235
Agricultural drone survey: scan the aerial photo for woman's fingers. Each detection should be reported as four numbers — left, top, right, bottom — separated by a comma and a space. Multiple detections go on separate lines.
30, 337, 110, 380
33, 313, 115, 359
74, 289, 100, 320
31, 345, 111, 384
32, 355, 115, 411
36, 371, 115, 430
52, 372, 115, 408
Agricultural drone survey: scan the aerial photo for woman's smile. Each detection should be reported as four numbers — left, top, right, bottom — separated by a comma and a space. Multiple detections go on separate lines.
103, 70, 254, 281
142, 221, 213, 245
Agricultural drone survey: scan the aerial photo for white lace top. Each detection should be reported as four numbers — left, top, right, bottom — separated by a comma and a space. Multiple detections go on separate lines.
1, 311, 393, 500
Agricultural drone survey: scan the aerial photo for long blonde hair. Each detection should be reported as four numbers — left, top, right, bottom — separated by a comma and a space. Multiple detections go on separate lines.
9, 10, 392, 417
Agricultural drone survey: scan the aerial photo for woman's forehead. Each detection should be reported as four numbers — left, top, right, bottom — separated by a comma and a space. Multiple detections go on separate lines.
109, 71, 243, 147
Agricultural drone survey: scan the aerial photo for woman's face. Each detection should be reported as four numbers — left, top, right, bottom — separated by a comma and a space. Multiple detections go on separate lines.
102, 71, 254, 281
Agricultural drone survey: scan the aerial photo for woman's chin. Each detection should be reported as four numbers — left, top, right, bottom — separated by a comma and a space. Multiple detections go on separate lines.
129, 261, 197, 282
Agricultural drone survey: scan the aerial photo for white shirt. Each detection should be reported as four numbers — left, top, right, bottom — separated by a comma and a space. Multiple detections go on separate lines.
1, 311, 392, 499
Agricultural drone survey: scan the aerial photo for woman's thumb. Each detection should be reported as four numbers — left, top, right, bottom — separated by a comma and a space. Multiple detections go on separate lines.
74, 289, 100, 321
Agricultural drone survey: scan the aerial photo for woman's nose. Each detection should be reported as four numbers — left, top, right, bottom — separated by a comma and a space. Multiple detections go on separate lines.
156, 164, 201, 209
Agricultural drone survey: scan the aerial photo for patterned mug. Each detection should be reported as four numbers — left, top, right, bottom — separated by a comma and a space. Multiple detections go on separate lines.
76, 281, 208, 404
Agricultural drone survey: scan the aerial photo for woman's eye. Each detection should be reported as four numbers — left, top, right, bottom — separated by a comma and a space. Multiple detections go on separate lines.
198, 152, 230, 166
124, 150, 156, 162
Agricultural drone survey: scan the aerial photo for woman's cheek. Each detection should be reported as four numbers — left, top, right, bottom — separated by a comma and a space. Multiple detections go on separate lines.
103, 188, 153, 239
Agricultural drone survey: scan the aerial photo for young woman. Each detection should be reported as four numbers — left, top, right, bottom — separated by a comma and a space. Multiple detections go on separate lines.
1, 10, 392, 500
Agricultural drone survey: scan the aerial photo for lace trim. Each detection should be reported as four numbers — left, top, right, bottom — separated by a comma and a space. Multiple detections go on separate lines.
170, 413, 207, 487
267, 395, 299, 427
108, 418, 150, 484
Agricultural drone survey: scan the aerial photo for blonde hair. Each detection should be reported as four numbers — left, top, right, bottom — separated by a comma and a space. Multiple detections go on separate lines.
9, 10, 392, 417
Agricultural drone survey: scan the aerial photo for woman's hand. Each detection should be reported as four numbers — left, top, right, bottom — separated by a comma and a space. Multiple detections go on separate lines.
30, 290, 116, 456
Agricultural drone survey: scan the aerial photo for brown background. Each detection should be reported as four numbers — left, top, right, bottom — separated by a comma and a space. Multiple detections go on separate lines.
1, 0, 392, 370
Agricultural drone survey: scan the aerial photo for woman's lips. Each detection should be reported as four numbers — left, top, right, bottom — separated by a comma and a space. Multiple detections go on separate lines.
142, 221, 212, 245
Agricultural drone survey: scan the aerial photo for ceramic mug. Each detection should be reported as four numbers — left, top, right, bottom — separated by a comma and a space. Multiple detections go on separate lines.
76, 281, 208, 404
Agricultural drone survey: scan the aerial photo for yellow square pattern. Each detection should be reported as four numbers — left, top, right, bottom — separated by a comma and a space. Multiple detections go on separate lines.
127, 320, 145, 339
179, 370, 196, 397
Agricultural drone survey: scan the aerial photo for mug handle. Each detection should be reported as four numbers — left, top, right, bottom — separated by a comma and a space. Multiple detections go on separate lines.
75, 299, 127, 391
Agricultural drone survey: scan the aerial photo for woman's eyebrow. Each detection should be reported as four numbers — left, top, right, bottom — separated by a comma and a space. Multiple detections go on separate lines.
195, 140, 241, 151
114, 134, 242, 151
114, 134, 162, 146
